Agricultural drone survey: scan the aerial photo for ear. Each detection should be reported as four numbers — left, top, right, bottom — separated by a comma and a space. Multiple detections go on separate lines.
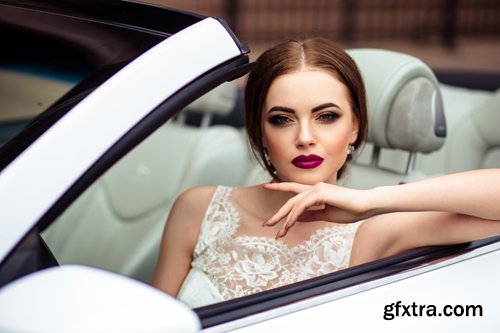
350, 115, 360, 144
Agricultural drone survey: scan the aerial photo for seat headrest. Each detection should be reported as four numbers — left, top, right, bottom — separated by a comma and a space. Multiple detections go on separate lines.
348, 49, 446, 153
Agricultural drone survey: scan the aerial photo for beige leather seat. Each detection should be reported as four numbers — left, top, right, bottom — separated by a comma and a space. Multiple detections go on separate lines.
342, 49, 447, 189
176, 81, 238, 127
42, 82, 250, 283
416, 85, 500, 174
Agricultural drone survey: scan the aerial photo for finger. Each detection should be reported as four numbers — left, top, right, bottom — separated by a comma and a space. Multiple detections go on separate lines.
263, 190, 311, 226
263, 182, 311, 194
276, 218, 297, 239
266, 187, 324, 227
283, 194, 322, 228
263, 196, 299, 226
297, 209, 329, 222
275, 194, 322, 238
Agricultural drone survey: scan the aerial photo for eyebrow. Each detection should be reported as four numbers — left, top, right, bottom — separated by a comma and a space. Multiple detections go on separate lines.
267, 102, 341, 114
267, 106, 294, 113
312, 102, 341, 112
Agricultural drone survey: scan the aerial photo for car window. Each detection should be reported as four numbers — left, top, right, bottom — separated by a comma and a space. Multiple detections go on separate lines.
0, 28, 90, 146
0, 3, 162, 149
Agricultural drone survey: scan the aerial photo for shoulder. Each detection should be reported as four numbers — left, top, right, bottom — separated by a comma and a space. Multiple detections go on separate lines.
169, 185, 222, 225
165, 186, 218, 246
174, 185, 218, 210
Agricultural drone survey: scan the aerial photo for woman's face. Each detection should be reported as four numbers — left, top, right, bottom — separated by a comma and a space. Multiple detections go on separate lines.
262, 68, 359, 185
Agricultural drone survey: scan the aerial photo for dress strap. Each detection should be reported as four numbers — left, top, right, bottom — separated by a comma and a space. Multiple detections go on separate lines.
345, 220, 364, 266
193, 186, 238, 256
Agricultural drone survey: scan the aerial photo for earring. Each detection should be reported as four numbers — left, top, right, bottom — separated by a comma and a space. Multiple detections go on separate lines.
264, 148, 271, 165
264, 148, 277, 175
347, 144, 355, 155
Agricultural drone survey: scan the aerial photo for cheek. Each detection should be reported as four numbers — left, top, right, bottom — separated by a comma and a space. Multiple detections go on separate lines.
263, 127, 292, 163
320, 128, 352, 154
264, 128, 284, 154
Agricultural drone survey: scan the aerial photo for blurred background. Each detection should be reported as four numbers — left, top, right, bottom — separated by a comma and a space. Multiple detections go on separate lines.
148, 0, 500, 90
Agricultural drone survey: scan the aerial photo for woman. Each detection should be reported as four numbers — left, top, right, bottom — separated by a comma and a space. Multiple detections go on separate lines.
152, 38, 500, 308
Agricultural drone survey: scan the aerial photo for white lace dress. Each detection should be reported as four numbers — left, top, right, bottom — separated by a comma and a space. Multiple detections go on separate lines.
177, 186, 362, 308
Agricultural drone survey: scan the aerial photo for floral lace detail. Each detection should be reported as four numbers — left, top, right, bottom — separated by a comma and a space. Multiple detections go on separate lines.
190, 186, 362, 301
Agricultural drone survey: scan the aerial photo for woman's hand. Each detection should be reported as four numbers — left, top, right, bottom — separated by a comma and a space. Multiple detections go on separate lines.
263, 182, 375, 239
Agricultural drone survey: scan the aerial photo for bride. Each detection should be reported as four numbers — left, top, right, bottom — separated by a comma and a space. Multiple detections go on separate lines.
152, 37, 500, 308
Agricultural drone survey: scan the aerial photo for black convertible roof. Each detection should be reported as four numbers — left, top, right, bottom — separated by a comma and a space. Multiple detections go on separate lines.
0, 0, 205, 36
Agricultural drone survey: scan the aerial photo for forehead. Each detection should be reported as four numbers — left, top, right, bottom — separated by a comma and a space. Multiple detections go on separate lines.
264, 69, 351, 110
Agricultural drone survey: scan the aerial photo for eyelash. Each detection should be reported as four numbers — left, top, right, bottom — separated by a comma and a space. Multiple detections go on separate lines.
267, 115, 292, 126
267, 112, 340, 126
317, 112, 340, 123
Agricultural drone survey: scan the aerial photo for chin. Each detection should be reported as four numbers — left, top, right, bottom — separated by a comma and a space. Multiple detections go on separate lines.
278, 171, 336, 185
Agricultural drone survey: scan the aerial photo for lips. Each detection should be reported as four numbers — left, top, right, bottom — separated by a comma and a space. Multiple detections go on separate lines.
292, 154, 324, 169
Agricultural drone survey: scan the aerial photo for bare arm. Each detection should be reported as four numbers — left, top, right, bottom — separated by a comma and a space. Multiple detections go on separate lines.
352, 169, 500, 263
151, 186, 215, 297
263, 169, 500, 261
369, 168, 500, 220
350, 211, 500, 266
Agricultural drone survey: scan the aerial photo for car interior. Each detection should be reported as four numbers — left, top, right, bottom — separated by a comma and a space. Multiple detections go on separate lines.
37, 47, 500, 296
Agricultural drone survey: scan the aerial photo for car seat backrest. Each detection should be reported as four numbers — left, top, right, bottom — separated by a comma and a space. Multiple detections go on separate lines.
464, 89, 500, 168
441, 88, 500, 171
344, 49, 446, 188
42, 82, 249, 283
175, 81, 238, 127
414, 84, 498, 175
102, 123, 248, 220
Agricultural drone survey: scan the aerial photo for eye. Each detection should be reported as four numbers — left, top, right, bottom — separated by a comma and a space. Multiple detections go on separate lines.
267, 115, 292, 126
317, 112, 339, 123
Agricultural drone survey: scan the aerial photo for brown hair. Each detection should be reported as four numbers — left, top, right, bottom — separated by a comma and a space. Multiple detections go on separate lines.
244, 37, 368, 180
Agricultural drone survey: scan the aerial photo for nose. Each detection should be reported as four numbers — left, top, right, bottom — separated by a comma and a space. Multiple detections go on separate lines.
296, 122, 316, 148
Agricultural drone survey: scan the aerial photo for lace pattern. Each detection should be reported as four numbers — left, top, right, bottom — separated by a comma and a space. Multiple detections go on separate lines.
190, 186, 362, 301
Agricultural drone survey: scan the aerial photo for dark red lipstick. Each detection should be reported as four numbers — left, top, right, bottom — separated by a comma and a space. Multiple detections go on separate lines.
292, 154, 324, 169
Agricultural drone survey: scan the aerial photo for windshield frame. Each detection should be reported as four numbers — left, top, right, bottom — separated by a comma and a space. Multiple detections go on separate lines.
0, 3, 251, 276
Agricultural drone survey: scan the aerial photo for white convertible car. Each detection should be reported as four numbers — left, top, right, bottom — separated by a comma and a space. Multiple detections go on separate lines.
0, 1, 499, 332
